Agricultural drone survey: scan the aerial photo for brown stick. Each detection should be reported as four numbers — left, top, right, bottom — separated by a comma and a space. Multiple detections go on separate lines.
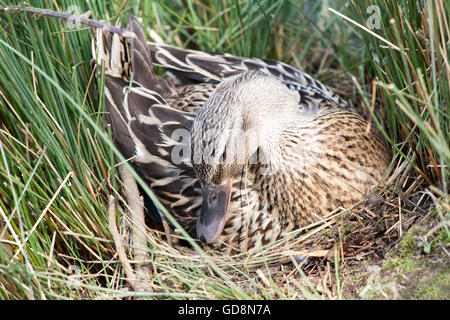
107, 195, 138, 290
118, 164, 152, 292
0, 5, 135, 38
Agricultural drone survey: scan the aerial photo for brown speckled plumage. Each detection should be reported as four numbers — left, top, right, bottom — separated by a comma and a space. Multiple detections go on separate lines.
94, 16, 391, 253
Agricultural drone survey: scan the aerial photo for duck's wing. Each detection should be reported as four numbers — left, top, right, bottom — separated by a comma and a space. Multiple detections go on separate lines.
94, 16, 202, 234
147, 43, 348, 109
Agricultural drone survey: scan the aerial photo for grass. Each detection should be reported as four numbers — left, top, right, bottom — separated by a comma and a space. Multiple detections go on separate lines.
0, 0, 448, 299
346, 0, 449, 191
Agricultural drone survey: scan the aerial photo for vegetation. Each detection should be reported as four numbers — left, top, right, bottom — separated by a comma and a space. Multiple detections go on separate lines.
0, 0, 448, 299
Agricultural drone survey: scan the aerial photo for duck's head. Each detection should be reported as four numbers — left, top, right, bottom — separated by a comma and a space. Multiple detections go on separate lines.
190, 70, 300, 244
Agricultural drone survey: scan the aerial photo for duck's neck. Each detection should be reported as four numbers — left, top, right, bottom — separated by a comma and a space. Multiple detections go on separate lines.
243, 107, 302, 174
236, 87, 301, 168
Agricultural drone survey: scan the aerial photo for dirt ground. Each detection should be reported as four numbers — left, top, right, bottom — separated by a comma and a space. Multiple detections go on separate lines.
297, 191, 449, 300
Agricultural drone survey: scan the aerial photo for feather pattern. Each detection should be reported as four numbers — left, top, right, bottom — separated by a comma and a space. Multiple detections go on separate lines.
93, 16, 391, 252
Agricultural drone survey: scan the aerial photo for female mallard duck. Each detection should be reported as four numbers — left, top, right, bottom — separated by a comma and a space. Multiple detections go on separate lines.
95, 16, 391, 253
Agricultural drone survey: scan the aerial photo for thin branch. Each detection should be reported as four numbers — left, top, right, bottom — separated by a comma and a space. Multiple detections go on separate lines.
0, 5, 135, 38
118, 164, 152, 293
107, 195, 138, 291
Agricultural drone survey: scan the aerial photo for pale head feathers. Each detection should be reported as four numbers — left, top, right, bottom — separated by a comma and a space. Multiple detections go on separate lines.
190, 71, 301, 184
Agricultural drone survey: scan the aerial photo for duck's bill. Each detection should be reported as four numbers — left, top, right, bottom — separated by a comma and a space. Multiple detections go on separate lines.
197, 179, 233, 244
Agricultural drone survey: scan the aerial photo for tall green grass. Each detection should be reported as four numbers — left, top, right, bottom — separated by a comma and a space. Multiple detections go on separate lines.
344, 0, 449, 242
345, 0, 449, 190
0, 0, 117, 299
0, 0, 447, 299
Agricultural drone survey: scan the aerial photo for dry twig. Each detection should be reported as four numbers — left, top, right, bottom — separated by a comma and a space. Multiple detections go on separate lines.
118, 164, 153, 292
107, 195, 138, 290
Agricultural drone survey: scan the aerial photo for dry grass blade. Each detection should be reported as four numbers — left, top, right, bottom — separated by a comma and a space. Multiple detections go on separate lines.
118, 164, 152, 293
107, 195, 138, 291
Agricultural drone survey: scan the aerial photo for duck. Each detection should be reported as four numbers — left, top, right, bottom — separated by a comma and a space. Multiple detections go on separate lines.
93, 15, 392, 253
